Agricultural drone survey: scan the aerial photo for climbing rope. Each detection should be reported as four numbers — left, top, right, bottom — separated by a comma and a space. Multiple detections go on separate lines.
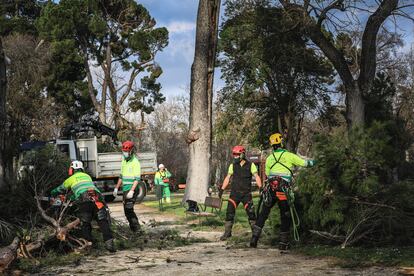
282, 185, 300, 242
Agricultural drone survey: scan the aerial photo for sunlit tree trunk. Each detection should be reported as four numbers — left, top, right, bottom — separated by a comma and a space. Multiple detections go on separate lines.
184, 0, 220, 203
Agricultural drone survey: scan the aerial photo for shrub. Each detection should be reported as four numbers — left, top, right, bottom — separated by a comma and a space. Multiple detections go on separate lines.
296, 122, 414, 247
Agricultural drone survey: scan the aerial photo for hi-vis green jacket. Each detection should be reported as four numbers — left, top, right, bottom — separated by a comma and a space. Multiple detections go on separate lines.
154, 169, 172, 186
265, 149, 312, 181
120, 155, 141, 192
51, 172, 99, 200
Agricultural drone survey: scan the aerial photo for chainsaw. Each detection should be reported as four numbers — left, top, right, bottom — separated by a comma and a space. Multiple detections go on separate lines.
35, 195, 71, 207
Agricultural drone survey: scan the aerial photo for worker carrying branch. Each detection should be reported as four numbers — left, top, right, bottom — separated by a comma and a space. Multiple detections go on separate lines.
113, 140, 142, 233
51, 161, 115, 252
250, 133, 315, 252
219, 145, 262, 241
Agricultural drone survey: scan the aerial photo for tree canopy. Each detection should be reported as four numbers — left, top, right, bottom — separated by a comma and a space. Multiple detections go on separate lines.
218, 4, 334, 149
36, 0, 168, 130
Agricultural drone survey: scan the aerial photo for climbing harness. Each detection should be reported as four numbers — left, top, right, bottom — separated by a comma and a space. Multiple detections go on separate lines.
268, 151, 301, 241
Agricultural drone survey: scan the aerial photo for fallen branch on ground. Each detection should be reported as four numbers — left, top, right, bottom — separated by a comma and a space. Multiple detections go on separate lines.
0, 237, 20, 273
309, 230, 345, 242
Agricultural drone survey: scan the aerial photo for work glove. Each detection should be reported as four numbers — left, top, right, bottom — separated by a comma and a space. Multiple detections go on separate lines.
113, 188, 118, 198
307, 160, 316, 167
126, 190, 134, 199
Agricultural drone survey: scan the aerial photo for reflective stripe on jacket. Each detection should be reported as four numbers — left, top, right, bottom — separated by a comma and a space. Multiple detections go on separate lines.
51, 172, 98, 200
121, 155, 141, 191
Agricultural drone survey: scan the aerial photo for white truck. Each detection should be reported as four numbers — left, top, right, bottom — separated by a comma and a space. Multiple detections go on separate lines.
22, 137, 157, 203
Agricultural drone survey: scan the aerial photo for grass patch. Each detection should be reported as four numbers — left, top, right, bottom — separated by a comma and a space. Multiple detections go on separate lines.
142, 193, 265, 230
295, 245, 414, 268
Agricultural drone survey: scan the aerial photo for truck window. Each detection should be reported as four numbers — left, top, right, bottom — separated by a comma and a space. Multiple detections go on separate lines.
79, 147, 88, 164
57, 144, 70, 157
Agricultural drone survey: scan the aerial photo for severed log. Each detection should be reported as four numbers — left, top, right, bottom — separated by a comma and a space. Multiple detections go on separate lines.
56, 218, 80, 241
399, 267, 414, 275
0, 237, 20, 273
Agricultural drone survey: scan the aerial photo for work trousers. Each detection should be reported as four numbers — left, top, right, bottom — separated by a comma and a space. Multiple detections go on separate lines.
123, 189, 140, 231
256, 190, 290, 232
77, 201, 113, 242
225, 191, 256, 222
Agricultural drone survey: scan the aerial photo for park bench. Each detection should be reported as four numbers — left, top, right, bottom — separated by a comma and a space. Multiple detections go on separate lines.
185, 196, 223, 222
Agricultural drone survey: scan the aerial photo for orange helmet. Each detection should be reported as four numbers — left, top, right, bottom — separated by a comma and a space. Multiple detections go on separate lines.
232, 145, 246, 155
122, 140, 134, 152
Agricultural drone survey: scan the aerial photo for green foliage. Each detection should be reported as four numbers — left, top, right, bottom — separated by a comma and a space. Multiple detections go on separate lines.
0, 0, 43, 36
15, 251, 83, 274
218, 2, 334, 149
296, 122, 414, 246
36, 0, 168, 123
365, 72, 397, 125
0, 145, 70, 222
47, 39, 94, 121
129, 67, 165, 114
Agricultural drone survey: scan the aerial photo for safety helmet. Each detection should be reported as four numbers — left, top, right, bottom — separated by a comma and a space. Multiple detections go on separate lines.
232, 145, 246, 155
269, 133, 283, 146
122, 140, 134, 152
70, 160, 84, 170
69, 160, 83, 176
158, 164, 165, 169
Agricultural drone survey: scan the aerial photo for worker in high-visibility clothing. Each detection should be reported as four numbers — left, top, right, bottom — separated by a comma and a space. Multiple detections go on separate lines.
250, 133, 315, 251
219, 145, 262, 241
154, 164, 172, 203
51, 160, 115, 252
113, 140, 142, 232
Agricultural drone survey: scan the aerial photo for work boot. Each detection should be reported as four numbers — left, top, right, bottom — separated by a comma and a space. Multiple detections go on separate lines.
278, 231, 290, 252
250, 225, 262, 248
129, 218, 141, 233
220, 221, 233, 241
249, 220, 256, 231
104, 239, 116, 253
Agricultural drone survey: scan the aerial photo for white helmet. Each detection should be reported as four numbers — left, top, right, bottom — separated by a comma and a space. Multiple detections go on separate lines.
158, 164, 165, 169
70, 160, 84, 170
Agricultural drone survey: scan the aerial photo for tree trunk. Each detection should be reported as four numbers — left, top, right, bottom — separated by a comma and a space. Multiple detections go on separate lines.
0, 38, 7, 189
279, 0, 399, 130
345, 82, 365, 128
184, 0, 220, 203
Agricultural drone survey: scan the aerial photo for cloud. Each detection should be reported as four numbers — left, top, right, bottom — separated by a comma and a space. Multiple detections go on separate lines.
166, 21, 196, 34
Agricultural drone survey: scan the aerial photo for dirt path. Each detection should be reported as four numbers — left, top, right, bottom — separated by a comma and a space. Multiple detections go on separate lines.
43, 200, 399, 276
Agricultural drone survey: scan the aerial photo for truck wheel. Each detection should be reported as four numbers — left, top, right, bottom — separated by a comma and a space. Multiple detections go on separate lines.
135, 182, 147, 203
105, 195, 115, 203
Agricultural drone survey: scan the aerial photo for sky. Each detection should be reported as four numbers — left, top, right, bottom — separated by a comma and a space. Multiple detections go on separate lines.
138, 0, 224, 98
137, 0, 414, 100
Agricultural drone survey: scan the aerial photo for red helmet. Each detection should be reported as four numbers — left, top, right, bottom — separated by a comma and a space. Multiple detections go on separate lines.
232, 145, 246, 155
122, 140, 135, 151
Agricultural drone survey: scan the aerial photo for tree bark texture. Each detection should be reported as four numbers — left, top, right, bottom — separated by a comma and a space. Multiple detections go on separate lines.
0, 38, 7, 189
184, 0, 220, 203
